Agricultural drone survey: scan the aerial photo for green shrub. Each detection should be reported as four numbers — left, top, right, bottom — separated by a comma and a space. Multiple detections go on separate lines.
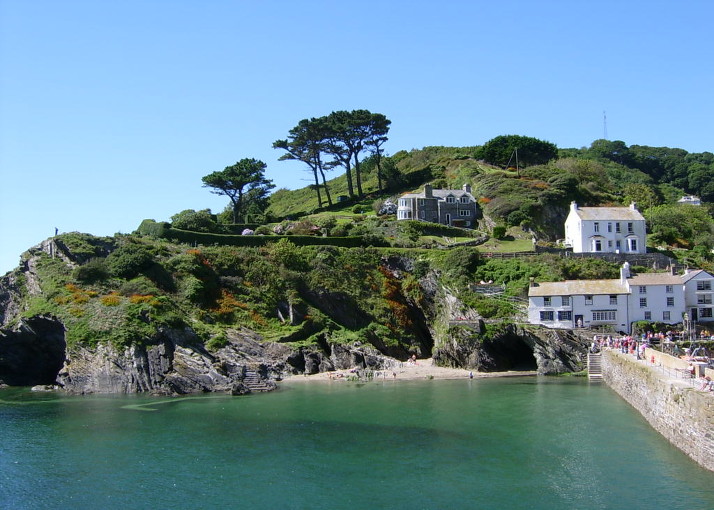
170, 209, 217, 233
492, 225, 507, 239
73, 258, 110, 283
205, 333, 229, 351
106, 243, 154, 279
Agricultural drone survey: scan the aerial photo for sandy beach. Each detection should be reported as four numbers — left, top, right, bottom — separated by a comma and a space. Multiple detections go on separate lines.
283, 358, 537, 382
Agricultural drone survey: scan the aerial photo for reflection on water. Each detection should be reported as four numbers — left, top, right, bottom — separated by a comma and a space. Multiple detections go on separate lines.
1, 377, 713, 510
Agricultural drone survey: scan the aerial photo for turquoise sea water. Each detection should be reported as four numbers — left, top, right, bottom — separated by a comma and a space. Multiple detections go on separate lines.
1, 377, 713, 510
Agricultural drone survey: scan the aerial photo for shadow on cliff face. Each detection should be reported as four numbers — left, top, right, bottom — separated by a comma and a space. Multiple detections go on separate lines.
0, 316, 66, 386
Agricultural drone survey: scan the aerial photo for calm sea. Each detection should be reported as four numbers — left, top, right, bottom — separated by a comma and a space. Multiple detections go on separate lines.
1, 377, 713, 510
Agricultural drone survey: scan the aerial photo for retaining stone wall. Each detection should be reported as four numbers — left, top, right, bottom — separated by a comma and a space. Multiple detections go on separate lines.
602, 350, 714, 472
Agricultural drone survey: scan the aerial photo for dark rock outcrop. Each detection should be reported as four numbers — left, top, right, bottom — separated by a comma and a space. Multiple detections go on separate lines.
433, 323, 588, 375
0, 316, 67, 386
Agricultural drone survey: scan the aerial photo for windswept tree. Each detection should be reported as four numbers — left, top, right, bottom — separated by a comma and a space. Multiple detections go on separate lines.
273, 117, 334, 207
276, 110, 390, 201
324, 109, 390, 198
202, 158, 275, 223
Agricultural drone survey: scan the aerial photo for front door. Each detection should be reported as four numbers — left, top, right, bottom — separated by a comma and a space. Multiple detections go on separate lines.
445, 213, 451, 225
575, 315, 584, 328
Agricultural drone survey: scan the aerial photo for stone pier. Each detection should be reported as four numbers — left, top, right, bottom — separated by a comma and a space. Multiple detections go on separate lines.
601, 349, 714, 472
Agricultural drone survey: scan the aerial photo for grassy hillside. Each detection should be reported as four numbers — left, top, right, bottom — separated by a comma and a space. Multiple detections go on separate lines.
5, 231, 654, 358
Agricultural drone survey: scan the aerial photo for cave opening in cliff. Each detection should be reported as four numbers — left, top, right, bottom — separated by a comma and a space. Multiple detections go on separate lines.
492, 333, 538, 371
0, 317, 67, 386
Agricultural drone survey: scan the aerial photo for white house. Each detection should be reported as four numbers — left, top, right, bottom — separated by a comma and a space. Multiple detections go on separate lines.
397, 184, 478, 228
526, 263, 713, 332
564, 201, 647, 254
681, 269, 714, 322
677, 195, 701, 206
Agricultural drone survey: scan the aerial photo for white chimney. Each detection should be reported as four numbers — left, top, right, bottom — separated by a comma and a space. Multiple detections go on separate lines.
621, 262, 631, 283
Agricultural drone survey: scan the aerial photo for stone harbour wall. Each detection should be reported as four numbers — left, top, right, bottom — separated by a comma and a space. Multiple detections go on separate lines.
601, 350, 714, 472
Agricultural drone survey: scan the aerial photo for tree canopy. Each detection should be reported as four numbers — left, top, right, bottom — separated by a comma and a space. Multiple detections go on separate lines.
274, 109, 391, 202
202, 159, 274, 223
476, 135, 558, 168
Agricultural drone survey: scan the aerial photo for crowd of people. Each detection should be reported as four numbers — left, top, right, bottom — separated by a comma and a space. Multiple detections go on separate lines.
590, 330, 713, 392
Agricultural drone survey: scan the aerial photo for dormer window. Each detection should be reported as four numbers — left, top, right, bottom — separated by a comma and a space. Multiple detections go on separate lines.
460, 196, 469, 204
446, 196, 455, 204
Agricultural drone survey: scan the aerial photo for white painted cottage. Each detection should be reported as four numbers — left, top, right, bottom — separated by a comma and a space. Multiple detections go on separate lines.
681, 269, 714, 322
564, 202, 647, 254
527, 263, 714, 333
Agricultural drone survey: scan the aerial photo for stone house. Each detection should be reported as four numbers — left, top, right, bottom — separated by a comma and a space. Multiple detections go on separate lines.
396, 184, 478, 228
528, 263, 714, 333
564, 201, 647, 254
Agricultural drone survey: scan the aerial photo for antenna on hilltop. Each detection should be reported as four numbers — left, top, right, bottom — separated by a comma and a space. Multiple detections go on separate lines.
603, 110, 608, 140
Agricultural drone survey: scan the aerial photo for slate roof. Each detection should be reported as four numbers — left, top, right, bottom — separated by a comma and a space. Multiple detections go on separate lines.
529, 279, 627, 297
572, 206, 645, 221
401, 189, 475, 201
628, 273, 683, 286
681, 269, 712, 283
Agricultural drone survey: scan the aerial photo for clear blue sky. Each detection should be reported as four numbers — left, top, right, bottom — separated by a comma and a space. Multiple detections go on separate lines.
2, 0, 712, 275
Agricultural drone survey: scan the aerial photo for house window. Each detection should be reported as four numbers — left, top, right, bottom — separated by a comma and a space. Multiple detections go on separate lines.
640, 298, 647, 308
459, 210, 470, 216
561, 296, 570, 306
639, 286, 647, 294
592, 310, 616, 321
607, 222, 613, 233
585, 295, 593, 305
616, 223, 621, 233
609, 295, 618, 305
399, 199, 407, 207
419, 210, 425, 219
543, 297, 551, 306
697, 295, 712, 304
701, 308, 713, 318
696, 281, 712, 291
446, 196, 455, 204
558, 311, 572, 321
460, 196, 469, 204
628, 222, 634, 233
666, 285, 673, 293
616, 240, 621, 250
663, 311, 671, 321
629, 238, 638, 251
594, 222, 600, 233
667, 297, 675, 307
540, 311, 554, 321
608, 241, 613, 249
644, 311, 652, 320
418, 199, 425, 206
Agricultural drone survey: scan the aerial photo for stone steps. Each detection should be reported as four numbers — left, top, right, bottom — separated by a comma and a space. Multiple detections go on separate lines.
242, 371, 275, 392
588, 352, 603, 380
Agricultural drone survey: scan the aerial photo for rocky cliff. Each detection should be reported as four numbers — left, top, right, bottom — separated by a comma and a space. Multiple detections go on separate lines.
0, 235, 591, 394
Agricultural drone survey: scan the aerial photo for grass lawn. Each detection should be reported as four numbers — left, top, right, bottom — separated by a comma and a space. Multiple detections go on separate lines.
476, 237, 534, 253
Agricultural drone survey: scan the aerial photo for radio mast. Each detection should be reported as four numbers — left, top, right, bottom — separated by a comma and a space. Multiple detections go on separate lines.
603, 110, 608, 140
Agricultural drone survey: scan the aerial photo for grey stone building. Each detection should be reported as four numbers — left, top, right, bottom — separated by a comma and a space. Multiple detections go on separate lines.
397, 184, 478, 228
